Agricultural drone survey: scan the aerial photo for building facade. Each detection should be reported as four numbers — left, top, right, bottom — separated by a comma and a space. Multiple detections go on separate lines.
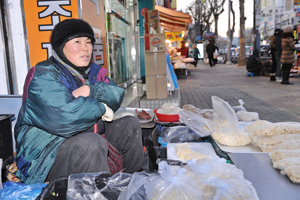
260, 0, 300, 42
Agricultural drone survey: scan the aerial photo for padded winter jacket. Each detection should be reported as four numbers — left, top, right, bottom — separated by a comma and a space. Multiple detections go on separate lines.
14, 56, 124, 184
280, 32, 296, 64
206, 43, 216, 55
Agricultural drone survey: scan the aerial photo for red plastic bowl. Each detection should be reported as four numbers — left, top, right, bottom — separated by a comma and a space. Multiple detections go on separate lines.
153, 109, 180, 122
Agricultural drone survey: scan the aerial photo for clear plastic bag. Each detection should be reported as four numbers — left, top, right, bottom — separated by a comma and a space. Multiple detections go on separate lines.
67, 172, 132, 200
185, 158, 259, 200
144, 161, 203, 200
212, 127, 251, 146
0, 181, 47, 200
211, 96, 238, 130
236, 111, 259, 122
117, 172, 151, 200
232, 99, 247, 112
204, 177, 259, 200
159, 126, 201, 143
178, 110, 212, 137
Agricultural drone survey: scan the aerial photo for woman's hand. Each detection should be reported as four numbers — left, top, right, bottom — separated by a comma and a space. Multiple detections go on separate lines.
72, 85, 90, 98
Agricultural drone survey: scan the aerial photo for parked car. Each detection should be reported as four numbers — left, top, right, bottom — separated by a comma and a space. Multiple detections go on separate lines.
260, 44, 271, 57
245, 46, 253, 56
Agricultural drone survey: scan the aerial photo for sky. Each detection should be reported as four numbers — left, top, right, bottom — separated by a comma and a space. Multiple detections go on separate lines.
176, 0, 254, 37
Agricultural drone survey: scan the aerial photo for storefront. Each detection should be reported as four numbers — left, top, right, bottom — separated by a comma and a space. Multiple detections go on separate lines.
0, 0, 109, 95
106, 0, 139, 86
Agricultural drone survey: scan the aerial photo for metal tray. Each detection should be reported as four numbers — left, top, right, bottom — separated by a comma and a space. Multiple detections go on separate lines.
214, 141, 262, 153
228, 153, 300, 200
114, 107, 154, 123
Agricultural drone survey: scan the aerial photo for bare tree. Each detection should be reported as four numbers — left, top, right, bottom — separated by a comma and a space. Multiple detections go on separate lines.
207, 0, 226, 42
186, 0, 214, 43
226, 1, 235, 64
238, 0, 246, 66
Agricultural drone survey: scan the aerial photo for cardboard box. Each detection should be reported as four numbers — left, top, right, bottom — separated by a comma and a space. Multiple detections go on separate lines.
144, 21, 161, 34
144, 33, 166, 52
144, 52, 166, 76
145, 10, 159, 23
146, 76, 167, 99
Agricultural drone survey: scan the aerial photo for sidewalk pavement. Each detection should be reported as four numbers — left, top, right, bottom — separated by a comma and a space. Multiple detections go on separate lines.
178, 62, 300, 123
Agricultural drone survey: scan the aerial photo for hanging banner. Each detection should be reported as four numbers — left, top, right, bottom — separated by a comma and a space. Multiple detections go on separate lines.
23, 0, 79, 67
165, 32, 174, 40
164, 32, 183, 41
173, 32, 183, 41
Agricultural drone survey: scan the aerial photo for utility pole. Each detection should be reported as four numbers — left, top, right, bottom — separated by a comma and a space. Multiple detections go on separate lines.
253, 0, 260, 51
253, 0, 256, 50
226, 0, 231, 64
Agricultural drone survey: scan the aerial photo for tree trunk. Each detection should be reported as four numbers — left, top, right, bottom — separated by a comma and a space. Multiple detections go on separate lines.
238, 0, 246, 66
214, 14, 219, 42
227, 1, 235, 64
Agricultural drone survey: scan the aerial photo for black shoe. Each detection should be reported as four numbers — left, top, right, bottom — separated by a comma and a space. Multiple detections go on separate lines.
281, 81, 294, 85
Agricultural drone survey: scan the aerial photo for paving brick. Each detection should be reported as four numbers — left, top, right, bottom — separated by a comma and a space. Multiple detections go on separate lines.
178, 63, 300, 123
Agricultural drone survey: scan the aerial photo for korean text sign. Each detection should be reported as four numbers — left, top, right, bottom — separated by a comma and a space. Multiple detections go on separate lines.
23, 0, 79, 67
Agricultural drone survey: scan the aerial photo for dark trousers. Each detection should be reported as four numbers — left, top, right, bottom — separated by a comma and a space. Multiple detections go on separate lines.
194, 58, 199, 66
281, 64, 292, 83
46, 116, 143, 182
276, 56, 282, 78
208, 53, 214, 67
270, 52, 277, 74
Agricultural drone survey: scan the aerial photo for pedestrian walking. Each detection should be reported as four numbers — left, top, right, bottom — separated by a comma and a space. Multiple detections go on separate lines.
269, 34, 277, 81
206, 39, 217, 67
280, 26, 296, 85
275, 28, 283, 82
192, 44, 200, 67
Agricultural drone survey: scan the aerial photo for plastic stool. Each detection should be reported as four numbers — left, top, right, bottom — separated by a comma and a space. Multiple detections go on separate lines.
246, 72, 255, 77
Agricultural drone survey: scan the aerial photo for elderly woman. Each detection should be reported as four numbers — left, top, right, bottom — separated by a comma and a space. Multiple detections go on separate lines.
14, 19, 143, 184
280, 26, 296, 85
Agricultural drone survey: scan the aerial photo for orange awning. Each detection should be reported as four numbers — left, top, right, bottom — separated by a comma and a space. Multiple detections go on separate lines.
160, 22, 187, 32
155, 5, 191, 32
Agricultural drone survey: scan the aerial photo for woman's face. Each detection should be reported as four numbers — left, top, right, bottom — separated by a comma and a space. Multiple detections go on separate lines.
63, 36, 93, 67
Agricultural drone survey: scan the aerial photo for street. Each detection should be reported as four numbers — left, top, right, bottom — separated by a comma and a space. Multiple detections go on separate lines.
178, 62, 300, 123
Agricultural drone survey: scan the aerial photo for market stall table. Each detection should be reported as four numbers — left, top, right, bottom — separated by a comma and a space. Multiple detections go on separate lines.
228, 153, 300, 200
170, 56, 195, 78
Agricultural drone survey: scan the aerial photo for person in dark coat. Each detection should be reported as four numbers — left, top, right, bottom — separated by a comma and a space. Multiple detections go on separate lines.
269, 34, 277, 81
177, 41, 188, 58
206, 40, 217, 67
192, 44, 200, 67
13, 19, 144, 184
275, 29, 283, 81
246, 49, 264, 75
280, 26, 296, 85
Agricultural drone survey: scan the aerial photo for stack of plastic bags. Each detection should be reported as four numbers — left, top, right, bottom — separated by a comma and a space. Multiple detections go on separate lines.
118, 159, 259, 200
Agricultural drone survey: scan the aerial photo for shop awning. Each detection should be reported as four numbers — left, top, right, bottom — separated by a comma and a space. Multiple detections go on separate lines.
155, 5, 192, 32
